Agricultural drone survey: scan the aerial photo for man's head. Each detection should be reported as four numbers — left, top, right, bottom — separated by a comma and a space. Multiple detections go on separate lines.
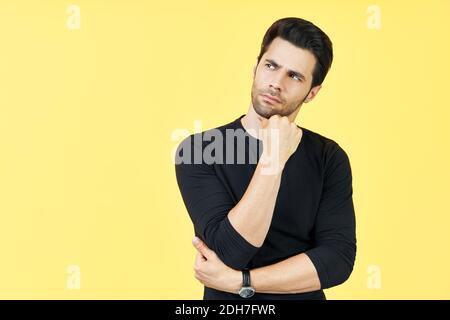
251, 17, 333, 119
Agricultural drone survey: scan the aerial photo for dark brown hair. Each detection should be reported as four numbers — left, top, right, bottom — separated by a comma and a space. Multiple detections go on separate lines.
257, 17, 333, 88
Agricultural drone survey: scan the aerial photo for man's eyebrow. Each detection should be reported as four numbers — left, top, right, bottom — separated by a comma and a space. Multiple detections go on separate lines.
265, 58, 306, 81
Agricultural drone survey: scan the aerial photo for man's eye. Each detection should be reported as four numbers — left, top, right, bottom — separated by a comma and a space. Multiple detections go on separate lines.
265, 63, 274, 69
291, 74, 301, 81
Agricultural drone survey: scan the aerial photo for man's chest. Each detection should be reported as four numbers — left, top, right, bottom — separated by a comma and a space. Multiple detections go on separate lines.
213, 160, 323, 228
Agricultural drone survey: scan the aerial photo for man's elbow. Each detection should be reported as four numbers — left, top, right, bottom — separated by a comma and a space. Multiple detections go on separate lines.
312, 242, 356, 289
195, 216, 260, 270
198, 235, 253, 270
328, 246, 356, 288
335, 261, 355, 287
198, 228, 258, 270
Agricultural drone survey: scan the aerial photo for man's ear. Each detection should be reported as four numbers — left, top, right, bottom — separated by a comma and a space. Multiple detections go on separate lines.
304, 85, 322, 103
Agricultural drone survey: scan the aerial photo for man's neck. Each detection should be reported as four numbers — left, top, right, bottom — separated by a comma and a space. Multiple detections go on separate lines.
240, 105, 266, 140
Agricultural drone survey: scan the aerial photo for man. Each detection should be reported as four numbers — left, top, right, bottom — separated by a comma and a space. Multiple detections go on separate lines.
175, 17, 356, 300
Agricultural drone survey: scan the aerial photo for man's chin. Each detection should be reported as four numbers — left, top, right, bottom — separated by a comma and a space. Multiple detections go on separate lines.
253, 102, 301, 119
253, 105, 275, 119
255, 111, 271, 119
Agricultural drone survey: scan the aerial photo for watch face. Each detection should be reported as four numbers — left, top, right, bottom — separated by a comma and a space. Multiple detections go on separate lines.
239, 287, 255, 298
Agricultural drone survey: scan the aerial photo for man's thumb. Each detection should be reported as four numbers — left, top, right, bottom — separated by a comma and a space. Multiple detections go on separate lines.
192, 236, 212, 258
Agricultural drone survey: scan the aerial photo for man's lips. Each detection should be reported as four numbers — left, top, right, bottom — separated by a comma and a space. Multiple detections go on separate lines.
261, 93, 282, 104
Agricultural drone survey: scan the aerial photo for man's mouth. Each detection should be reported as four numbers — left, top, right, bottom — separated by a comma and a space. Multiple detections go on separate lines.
260, 93, 282, 104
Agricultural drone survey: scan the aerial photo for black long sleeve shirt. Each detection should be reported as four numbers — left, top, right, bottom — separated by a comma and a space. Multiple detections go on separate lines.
175, 114, 356, 300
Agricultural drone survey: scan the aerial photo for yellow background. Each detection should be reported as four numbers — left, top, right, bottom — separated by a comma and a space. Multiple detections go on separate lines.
0, 0, 449, 299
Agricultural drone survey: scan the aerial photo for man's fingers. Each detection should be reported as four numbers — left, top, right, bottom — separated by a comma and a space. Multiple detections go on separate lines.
193, 252, 205, 282
195, 252, 206, 266
192, 236, 213, 259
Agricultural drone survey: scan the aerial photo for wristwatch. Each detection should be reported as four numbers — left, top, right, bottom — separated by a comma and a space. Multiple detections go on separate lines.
238, 268, 255, 298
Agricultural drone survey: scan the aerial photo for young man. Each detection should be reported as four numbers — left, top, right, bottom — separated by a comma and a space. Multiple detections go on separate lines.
175, 17, 356, 300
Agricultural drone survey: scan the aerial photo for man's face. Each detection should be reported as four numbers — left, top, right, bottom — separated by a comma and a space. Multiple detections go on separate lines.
251, 37, 320, 119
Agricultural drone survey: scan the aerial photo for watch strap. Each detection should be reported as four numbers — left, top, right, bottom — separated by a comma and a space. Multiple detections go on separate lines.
242, 269, 251, 287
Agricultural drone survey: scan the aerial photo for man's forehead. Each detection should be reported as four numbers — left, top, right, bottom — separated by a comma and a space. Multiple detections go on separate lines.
264, 37, 316, 79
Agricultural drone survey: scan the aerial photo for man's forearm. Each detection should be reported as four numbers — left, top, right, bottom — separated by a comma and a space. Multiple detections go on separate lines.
194, 238, 322, 295
249, 253, 321, 294
228, 153, 283, 248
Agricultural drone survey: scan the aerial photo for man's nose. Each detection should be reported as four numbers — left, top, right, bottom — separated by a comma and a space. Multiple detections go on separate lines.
269, 70, 283, 92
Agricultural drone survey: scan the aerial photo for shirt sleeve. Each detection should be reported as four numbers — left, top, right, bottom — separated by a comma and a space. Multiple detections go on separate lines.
304, 143, 357, 289
174, 134, 260, 270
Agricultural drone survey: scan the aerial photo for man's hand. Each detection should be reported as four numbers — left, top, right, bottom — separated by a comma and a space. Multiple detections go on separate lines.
260, 115, 303, 174
192, 237, 242, 294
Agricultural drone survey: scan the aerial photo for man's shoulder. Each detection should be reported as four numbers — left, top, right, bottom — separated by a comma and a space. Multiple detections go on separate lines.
177, 117, 243, 148
299, 126, 350, 162
300, 126, 338, 149
174, 116, 243, 165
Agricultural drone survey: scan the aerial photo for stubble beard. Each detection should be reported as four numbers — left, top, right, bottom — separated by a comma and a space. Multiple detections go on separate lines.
251, 88, 304, 119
